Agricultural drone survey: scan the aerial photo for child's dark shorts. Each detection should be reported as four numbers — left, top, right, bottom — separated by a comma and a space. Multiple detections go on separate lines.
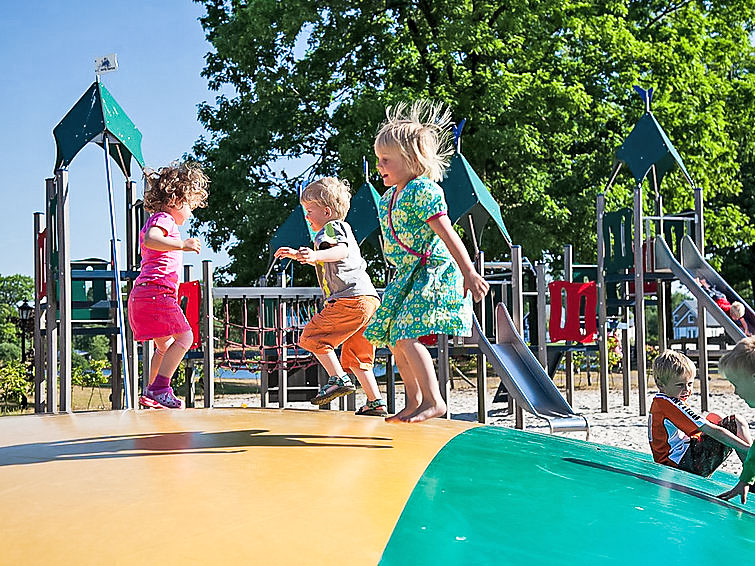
677, 415, 737, 477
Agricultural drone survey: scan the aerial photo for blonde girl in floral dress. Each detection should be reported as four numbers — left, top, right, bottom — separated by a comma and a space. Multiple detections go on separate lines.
365, 101, 489, 423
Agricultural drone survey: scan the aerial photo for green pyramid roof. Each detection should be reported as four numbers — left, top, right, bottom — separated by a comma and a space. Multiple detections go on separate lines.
53, 81, 144, 177
345, 181, 382, 248
441, 153, 512, 247
615, 112, 693, 187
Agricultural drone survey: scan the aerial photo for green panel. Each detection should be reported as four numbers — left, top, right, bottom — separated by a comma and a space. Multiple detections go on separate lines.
268, 205, 316, 261
603, 208, 634, 273
345, 181, 382, 245
53, 83, 105, 172
441, 153, 512, 246
97, 82, 144, 176
381, 427, 754, 565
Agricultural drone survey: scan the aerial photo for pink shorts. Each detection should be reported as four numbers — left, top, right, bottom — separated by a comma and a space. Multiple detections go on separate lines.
127, 283, 191, 341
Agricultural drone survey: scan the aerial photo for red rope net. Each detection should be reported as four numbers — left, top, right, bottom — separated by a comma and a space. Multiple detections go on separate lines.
216, 295, 319, 373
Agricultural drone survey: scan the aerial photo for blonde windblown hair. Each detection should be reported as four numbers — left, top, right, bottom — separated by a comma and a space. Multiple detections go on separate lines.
374, 101, 454, 182
300, 177, 352, 220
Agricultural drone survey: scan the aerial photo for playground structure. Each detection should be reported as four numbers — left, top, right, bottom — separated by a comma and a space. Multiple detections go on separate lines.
29, 82, 752, 434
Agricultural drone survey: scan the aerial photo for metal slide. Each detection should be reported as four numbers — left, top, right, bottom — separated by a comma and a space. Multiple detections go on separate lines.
654, 235, 754, 341
472, 304, 589, 436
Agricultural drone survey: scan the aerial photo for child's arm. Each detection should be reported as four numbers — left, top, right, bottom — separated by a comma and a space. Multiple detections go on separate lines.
699, 421, 751, 460
720, 446, 755, 504
297, 245, 347, 265
428, 215, 489, 302
143, 227, 200, 253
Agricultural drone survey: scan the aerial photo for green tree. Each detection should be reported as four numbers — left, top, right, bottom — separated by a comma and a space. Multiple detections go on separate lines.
0, 274, 34, 346
193, 0, 755, 287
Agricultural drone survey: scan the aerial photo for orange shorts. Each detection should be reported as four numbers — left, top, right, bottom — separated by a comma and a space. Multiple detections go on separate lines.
299, 296, 380, 371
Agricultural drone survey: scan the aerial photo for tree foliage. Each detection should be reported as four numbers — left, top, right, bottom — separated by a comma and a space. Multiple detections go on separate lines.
193, 0, 755, 295
0, 274, 34, 345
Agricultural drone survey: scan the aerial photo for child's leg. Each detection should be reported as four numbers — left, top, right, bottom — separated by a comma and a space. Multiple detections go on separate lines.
385, 345, 421, 422
154, 331, 193, 383
340, 328, 381, 403
147, 337, 174, 386
399, 339, 446, 423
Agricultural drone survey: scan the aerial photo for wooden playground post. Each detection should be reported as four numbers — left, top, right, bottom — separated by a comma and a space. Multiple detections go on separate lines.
124, 179, 139, 410
694, 187, 709, 411
475, 250, 487, 424
596, 194, 609, 413
563, 245, 576, 407
511, 245, 525, 429
33, 212, 45, 413
55, 168, 73, 413
633, 183, 647, 416
202, 260, 215, 408
44, 177, 58, 413
535, 262, 548, 372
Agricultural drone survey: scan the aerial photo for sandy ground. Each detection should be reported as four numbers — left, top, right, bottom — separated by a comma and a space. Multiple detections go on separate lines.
213, 373, 754, 477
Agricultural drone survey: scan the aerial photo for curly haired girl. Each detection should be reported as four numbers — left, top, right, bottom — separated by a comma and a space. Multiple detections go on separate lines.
128, 161, 209, 409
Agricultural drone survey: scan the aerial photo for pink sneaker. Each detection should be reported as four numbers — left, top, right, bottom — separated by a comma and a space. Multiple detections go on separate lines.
144, 388, 184, 409
139, 395, 165, 409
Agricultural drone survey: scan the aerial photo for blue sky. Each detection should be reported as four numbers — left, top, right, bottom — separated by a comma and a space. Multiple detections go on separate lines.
0, 1, 237, 278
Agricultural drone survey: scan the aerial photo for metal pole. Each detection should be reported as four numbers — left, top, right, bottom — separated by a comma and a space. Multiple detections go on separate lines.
633, 183, 647, 416
511, 245, 524, 429
596, 195, 609, 412
45, 178, 58, 413
202, 260, 215, 408
563, 244, 575, 407
102, 136, 131, 408
694, 187, 708, 411
55, 169, 72, 413
476, 251, 487, 424
536, 262, 547, 369
437, 333, 450, 419
33, 212, 45, 412
183, 265, 195, 408
124, 180, 139, 410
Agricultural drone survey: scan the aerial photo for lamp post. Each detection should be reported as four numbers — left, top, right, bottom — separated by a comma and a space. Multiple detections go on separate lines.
17, 300, 34, 363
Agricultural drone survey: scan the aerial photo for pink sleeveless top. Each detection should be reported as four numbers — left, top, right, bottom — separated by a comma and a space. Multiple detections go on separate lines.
134, 212, 182, 292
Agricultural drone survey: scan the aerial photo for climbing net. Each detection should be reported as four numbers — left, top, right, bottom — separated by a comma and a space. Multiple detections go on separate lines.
215, 292, 320, 373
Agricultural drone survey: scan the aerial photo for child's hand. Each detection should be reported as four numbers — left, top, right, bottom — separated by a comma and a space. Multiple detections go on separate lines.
274, 247, 298, 260
464, 270, 490, 303
718, 480, 749, 504
182, 238, 201, 253
297, 247, 317, 264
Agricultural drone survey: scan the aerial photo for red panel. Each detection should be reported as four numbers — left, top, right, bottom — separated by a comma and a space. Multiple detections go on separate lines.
178, 281, 201, 350
548, 281, 598, 343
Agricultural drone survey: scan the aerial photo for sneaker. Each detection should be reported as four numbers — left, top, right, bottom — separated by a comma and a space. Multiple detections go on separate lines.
355, 399, 388, 417
310, 375, 356, 405
139, 395, 165, 409
144, 387, 184, 409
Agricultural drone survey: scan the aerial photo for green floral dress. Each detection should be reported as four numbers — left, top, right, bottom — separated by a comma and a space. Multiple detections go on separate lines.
364, 177, 472, 347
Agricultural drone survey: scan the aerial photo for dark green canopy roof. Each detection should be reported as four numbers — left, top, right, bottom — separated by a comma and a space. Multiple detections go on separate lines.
345, 181, 382, 248
614, 112, 693, 187
268, 205, 315, 259
53, 81, 144, 177
441, 153, 512, 247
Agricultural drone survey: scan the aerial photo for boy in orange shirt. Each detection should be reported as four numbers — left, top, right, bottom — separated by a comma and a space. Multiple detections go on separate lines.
648, 349, 751, 477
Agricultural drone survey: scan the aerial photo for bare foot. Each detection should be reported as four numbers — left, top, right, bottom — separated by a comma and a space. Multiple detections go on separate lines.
404, 400, 447, 423
385, 404, 418, 423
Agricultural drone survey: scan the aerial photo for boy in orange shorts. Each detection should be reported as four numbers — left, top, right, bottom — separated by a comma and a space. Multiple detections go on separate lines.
274, 177, 386, 416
